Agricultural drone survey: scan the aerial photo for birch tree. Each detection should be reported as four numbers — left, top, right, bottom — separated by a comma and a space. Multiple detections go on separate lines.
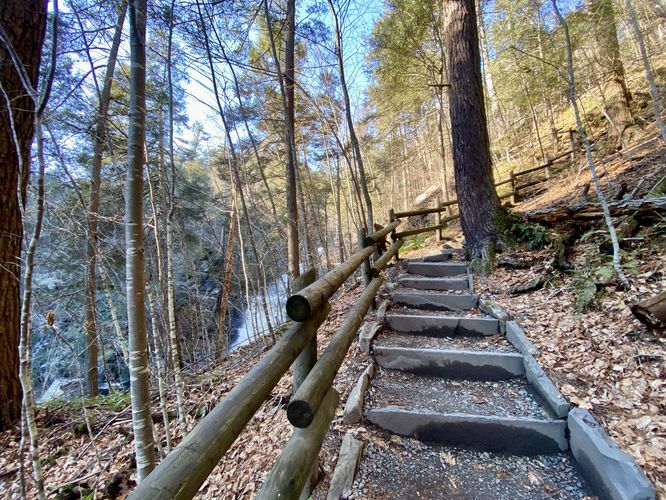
126, 0, 155, 481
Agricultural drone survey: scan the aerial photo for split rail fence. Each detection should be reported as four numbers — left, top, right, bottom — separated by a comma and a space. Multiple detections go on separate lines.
395, 146, 578, 241
129, 219, 403, 499
128, 144, 580, 499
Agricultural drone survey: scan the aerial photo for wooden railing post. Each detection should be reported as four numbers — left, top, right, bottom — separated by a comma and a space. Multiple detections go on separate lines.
509, 170, 517, 204
292, 268, 317, 393
389, 209, 399, 263
357, 229, 371, 288
569, 128, 578, 163
435, 197, 443, 242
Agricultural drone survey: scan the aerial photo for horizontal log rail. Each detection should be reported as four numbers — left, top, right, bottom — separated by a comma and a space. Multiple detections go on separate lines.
130, 219, 404, 499
257, 388, 339, 499
515, 162, 552, 177
393, 199, 457, 218
364, 218, 401, 246
403, 148, 576, 217
287, 276, 384, 428
369, 239, 403, 278
129, 304, 330, 499
516, 177, 549, 191
393, 215, 459, 239
495, 178, 513, 187
286, 242, 383, 321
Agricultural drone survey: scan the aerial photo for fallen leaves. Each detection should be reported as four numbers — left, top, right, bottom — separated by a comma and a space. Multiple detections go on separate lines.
477, 239, 666, 497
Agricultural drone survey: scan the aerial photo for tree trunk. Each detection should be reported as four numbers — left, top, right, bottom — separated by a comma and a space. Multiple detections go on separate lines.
126, 0, 156, 481
443, 0, 503, 264
625, 0, 666, 146
328, 0, 373, 230
0, 0, 48, 431
588, 0, 634, 148
165, 0, 187, 437
81, 0, 127, 398
216, 198, 236, 360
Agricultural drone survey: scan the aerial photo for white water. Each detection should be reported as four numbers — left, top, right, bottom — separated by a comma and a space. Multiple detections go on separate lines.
230, 273, 289, 350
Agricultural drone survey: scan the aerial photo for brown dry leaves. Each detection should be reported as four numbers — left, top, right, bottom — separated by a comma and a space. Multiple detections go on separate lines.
0, 283, 368, 499
478, 245, 666, 496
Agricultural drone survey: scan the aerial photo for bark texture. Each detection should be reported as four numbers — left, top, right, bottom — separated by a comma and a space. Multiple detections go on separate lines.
0, 0, 48, 431
443, 0, 502, 260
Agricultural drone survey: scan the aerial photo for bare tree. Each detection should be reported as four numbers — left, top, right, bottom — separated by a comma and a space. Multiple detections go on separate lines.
264, 0, 300, 279
327, 0, 373, 230
72, 0, 128, 398
552, 0, 629, 288
126, 0, 156, 481
624, 0, 666, 146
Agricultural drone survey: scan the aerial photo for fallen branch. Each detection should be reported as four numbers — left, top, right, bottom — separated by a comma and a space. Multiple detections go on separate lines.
521, 196, 666, 224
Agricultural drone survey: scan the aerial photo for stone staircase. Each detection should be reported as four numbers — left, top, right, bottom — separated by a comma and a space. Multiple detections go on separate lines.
345, 251, 655, 499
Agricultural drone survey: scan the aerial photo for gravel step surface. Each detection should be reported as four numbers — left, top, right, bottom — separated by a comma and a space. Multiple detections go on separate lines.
367, 368, 551, 419
349, 433, 594, 499
375, 329, 518, 352
396, 284, 471, 296
387, 306, 486, 319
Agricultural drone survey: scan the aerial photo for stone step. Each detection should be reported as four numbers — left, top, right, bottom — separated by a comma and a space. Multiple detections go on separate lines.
374, 330, 518, 353
374, 346, 525, 380
351, 438, 593, 499
367, 406, 568, 455
422, 250, 458, 262
368, 369, 551, 419
387, 313, 499, 336
407, 261, 468, 277
392, 291, 479, 311
398, 275, 469, 291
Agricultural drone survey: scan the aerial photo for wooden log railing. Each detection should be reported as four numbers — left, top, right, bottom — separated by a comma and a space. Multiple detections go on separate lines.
402, 146, 578, 228
129, 219, 404, 500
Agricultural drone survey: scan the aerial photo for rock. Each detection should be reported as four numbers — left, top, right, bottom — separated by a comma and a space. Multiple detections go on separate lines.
327, 432, 364, 500
568, 408, 655, 500
343, 364, 375, 424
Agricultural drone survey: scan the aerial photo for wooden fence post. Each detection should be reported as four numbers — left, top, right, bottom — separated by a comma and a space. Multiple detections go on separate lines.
509, 170, 517, 204
435, 197, 443, 242
389, 209, 399, 263
569, 128, 578, 163
357, 229, 372, 288
292, 268, 317, 393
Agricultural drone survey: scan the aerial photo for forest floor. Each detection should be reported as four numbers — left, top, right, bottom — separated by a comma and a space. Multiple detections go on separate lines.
0, 139, 664, 499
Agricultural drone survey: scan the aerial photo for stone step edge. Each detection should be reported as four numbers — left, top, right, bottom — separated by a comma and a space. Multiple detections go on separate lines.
407, 261, 469, 278
326, 431, 364, 500
568, 408, 656, 500
386, 314, 499, 337
342, 364, 375, 424
391, 291, 479, 311
398, 275, 470, 291
373, 346, 525, 380
366, 406, 568, 455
